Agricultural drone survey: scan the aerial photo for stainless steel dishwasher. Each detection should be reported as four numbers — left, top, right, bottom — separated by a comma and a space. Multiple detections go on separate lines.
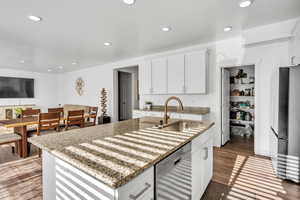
155, 142, 192, 200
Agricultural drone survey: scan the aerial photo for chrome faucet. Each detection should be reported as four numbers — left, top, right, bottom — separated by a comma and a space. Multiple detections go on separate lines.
163, 96, 184, 124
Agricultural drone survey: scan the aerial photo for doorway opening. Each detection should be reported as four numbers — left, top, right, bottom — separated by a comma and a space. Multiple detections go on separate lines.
221, 65, 255, 154
115, 66, 139, 121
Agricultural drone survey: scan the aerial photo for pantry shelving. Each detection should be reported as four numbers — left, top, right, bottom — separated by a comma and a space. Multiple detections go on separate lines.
229, 66, 255, 137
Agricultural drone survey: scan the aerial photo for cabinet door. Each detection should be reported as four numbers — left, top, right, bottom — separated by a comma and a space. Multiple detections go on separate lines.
151, 58, 167, 94
202, 139, 213, 189
185, 50, 207, 94
167, 54, 185, 94
192, 148, 204, 200
139, 61, 152, 95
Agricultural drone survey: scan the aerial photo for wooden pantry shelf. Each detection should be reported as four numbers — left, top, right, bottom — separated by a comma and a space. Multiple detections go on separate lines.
230, 119, 254, 125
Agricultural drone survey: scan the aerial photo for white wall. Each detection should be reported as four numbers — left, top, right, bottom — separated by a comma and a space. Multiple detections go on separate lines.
0, 68, 59, 111
56, 19, 297, 157
57, 66, 114, 115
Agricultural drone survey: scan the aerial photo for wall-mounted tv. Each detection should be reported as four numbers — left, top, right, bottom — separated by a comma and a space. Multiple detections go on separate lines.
0, 76, 34, 98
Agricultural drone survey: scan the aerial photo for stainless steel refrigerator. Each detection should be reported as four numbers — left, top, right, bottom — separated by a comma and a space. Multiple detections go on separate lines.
270, 66, 300, 183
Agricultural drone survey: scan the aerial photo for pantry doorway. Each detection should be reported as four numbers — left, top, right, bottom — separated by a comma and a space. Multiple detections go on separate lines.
221, 65, 255, 150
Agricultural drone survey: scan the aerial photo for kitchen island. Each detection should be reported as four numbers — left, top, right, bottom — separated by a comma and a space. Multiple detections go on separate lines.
29, 117, 214, 200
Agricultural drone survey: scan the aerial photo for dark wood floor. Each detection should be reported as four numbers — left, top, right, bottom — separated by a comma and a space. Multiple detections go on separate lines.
0, 136, 299, 200
202, 136, 300, 200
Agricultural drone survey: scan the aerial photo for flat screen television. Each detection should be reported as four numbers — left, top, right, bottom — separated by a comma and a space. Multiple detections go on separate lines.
0, 76, 34, 98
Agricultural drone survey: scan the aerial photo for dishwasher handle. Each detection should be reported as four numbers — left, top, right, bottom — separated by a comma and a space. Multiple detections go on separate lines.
174, 158, 181, 165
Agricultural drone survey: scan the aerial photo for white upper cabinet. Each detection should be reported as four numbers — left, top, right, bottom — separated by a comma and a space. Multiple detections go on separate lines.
139, 60, 152, 94
185, 50, 207, 94
151, 58, 168, 94
167, 54, 185, 94
138, 49, 208, 95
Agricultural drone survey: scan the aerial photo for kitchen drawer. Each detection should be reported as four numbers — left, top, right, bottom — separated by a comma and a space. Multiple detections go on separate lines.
117, 167, 154, 200
192, 129, 211, 153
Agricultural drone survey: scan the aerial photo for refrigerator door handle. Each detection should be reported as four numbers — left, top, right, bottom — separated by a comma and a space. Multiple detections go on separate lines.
270, 126, 288, 141
270, 126, 279, 139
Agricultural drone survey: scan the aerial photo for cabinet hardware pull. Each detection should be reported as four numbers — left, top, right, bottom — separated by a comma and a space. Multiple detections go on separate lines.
129, 183, 151, 200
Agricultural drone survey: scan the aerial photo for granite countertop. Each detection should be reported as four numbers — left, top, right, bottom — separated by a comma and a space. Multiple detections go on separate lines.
29, 117, 214, 189
134, 106, 210, 115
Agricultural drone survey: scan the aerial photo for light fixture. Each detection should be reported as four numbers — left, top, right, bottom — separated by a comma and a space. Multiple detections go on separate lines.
58, 66, 63, 69
161, 27, 172, 32
104, 42, 112, 46
123, 0, 135, 5
224, 26, 232, 32
47, 69, 52, 72
19, 60, 25, 64
72, 62, 77, 65
28, 15, 42, 22
239, 0, 253, 8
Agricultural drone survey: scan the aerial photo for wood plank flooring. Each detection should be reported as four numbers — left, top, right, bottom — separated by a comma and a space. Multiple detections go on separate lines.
202, 136, 300, 200
0, 136, 299, 200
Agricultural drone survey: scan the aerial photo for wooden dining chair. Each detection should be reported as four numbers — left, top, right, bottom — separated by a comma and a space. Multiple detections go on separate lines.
21, 109, 41, 133
65, 110, 85, 130
37, 112, 61, 135
48, 107, 65, 126
48, 108, 64, 116
21, 108, 41, 118
85, 107, 98, 127
33, 112, 61, 156
0, 133, 21, 155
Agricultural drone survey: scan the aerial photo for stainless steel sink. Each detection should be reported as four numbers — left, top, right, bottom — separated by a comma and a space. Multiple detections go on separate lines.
161, 120, 202, 132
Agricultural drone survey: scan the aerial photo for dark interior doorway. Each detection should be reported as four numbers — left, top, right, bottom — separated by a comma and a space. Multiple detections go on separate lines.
118, 71, 133, 121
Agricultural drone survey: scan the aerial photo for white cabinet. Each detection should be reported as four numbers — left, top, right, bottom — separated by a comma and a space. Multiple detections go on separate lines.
139, 61, 152, 95
132, 110, 207, 121
44, 151, 154, 200
167, 54, 185, 94
151, 58, 168, 94
191, 130, 213, 200
192, 147, 203, 200
132, 110, 144, 119
138, 50, 208, 95
185, 51, 207, 94
117, 167, 154, 200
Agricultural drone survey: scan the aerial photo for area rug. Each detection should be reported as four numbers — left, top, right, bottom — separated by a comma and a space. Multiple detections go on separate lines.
0, 156, 42, 200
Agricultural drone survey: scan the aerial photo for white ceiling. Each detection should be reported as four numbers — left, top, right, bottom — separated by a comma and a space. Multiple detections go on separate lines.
0, 0, 299, 73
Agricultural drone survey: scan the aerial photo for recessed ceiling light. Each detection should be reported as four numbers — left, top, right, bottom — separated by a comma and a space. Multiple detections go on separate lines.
162, 27, 172, 32
28, 15, 42, 22
58, 66, 63, 69
104, 42, 112, 46
72, 62, 77, 65
224, 26, 232, 32
239, 0, 253, 8
19, 60, 25, 64
123, 0, 135, 5
47, 69, 52, 72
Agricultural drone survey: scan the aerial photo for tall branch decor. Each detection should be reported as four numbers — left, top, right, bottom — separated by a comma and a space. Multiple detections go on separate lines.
100, 88, 107, 116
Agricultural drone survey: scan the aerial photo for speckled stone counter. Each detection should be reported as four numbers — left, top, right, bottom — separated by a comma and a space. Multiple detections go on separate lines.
134, 106, 210, 115
29, 117, 214, 189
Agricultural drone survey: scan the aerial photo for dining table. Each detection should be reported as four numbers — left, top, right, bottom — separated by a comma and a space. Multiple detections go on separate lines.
0, 114, 92, 158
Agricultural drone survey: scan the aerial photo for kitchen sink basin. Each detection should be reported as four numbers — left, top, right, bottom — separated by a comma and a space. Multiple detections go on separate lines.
161, 120, 202, 132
